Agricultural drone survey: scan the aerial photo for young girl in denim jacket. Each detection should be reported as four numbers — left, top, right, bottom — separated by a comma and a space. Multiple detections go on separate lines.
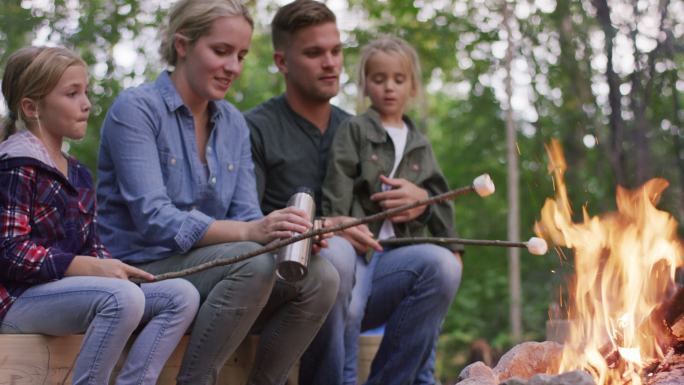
0, 46, 199, 385
321, 36, 463, 385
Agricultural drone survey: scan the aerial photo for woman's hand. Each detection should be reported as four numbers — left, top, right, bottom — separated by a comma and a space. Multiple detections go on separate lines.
65, 256, 155, 282
246, 206, 313, 244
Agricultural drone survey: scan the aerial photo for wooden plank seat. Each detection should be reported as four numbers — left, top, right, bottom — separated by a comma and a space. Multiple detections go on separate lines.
0, 334, 382, 385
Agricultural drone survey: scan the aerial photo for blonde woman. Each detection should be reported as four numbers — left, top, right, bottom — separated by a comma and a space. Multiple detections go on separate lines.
0, 46, 199, 385
97, 1, 339, 384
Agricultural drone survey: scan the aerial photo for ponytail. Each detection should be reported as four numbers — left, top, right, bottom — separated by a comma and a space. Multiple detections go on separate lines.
2, 112, 17, 142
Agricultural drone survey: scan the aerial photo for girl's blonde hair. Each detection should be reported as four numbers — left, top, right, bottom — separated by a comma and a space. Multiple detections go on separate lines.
159, 0, 253, 66
357, 35, 424, 110
1, 46, 86, 141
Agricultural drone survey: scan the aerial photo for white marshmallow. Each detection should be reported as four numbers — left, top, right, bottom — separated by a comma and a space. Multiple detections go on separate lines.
526, 237, 548, 255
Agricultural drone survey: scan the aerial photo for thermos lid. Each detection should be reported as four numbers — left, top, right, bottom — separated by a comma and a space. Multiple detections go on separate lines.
295, 186, 314, 196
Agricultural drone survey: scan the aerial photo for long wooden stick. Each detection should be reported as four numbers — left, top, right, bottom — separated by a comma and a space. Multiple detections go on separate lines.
152, 185, 475, 281
379, 237, 529, 249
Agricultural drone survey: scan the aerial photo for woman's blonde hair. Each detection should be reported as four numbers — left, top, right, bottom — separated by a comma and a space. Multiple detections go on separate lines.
159, 0, 253, 66
1, 46, 86, 140
357, 35, 423, 110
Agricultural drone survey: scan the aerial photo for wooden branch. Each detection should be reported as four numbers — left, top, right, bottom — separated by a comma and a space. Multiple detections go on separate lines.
379, 237, 529, 249
151, 185, 475, 281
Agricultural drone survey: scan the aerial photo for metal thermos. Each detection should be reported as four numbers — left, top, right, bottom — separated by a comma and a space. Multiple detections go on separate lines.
276, 187, 316, 282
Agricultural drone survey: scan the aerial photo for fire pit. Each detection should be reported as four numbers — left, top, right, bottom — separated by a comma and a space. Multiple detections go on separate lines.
458, 141, 684, 385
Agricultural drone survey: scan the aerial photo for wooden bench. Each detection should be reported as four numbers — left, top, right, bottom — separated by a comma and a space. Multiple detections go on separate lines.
0, 334, 382, 384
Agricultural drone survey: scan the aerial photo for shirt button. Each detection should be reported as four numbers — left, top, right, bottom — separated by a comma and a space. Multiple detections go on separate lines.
211, 177, 217, 184
228, 163, 234, 172
370, 154, 379, 161
412, 164, 420, 171
207, 147, 212, 153
170, 158, 177, 165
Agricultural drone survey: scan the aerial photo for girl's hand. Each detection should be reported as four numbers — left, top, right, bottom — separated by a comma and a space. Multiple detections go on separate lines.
246, 206, 312, 244
65, 256, 155, 281
370, 175, 428, 223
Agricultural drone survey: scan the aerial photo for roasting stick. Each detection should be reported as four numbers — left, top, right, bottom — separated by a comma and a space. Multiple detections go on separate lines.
379, 236, 549, 255
151, 174, 496, 281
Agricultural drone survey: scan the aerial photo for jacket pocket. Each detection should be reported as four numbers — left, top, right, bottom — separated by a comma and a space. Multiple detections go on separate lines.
158, 150, 184, 198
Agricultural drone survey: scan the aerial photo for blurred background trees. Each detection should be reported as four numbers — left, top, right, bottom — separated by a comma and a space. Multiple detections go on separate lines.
1, 0, 682, 382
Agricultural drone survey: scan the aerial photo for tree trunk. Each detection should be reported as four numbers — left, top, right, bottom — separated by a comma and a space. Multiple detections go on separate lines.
503, 0, 522, 342
593, 0, 626, 185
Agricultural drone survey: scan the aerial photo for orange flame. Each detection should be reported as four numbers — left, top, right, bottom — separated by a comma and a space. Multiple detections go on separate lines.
535, 140, 684, 384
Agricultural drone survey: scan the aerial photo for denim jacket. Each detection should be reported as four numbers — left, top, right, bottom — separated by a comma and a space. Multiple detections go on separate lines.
0, 131, 110, 320
321, 108, 462, 258
97, 71, 263, 264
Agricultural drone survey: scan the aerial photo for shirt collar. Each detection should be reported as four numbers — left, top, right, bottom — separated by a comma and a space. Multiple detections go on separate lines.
156, 70, 224, 122
364, 107, 429, 150
278, 94, 348, 135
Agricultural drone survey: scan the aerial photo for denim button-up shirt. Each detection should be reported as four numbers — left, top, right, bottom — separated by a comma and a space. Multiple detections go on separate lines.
97, 71, 263, 264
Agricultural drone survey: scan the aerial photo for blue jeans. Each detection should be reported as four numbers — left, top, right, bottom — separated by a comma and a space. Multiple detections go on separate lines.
0, 276, 199, 385
299, 236, 357, 385
346, 243, 462, 385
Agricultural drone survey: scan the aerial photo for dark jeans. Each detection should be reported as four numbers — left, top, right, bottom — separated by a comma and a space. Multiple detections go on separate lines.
300, 238, 461, 385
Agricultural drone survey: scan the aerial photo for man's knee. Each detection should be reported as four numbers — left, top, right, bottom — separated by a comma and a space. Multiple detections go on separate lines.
303, 255, 340, 313
319, 236, 356, 296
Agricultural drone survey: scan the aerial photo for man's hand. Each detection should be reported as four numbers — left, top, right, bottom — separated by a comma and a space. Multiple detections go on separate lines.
326, 216, 382, 255
453, 251, 463, 266
311, 218, 334, 254
370, 175, 429, 223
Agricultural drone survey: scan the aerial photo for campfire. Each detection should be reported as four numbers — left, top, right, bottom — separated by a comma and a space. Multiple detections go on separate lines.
457, 140, 684, 385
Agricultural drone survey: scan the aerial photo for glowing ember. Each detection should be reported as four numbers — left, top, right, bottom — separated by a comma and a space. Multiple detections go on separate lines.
534, 140, 684, 385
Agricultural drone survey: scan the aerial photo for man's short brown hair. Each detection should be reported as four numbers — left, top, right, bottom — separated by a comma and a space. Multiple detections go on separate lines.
271, 0, 336, 50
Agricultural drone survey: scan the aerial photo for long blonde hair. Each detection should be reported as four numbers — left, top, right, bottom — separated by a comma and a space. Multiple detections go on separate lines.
159, 0, 253, 66
1, 46, 86, 141
357, 36, 424, 111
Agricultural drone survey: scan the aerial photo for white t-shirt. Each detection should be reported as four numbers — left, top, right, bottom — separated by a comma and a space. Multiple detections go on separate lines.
378, 122, 408, 240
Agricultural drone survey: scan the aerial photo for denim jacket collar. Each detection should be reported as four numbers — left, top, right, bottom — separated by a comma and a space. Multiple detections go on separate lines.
155, 71, 223, 123
364, 107, 430, 153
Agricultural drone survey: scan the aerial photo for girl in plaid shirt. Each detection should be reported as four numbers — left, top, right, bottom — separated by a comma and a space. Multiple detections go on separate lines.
0, 46, 199, 385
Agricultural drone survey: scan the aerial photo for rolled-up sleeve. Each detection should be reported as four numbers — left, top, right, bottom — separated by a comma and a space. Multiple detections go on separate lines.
100, 96, 214, 253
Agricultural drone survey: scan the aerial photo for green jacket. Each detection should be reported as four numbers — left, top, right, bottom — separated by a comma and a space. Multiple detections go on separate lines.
321, 108, 463, 260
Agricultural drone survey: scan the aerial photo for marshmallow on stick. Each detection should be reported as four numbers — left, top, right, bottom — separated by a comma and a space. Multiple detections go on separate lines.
379, 236, 549, 255
150, 175, 496, 282
473, 174, 495, 197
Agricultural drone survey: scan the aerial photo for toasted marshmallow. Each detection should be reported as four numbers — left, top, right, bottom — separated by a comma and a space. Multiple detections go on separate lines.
473, 174, 495, 197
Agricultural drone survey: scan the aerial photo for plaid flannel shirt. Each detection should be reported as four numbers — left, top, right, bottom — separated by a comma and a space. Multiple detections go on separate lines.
0, 155, 110, 320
